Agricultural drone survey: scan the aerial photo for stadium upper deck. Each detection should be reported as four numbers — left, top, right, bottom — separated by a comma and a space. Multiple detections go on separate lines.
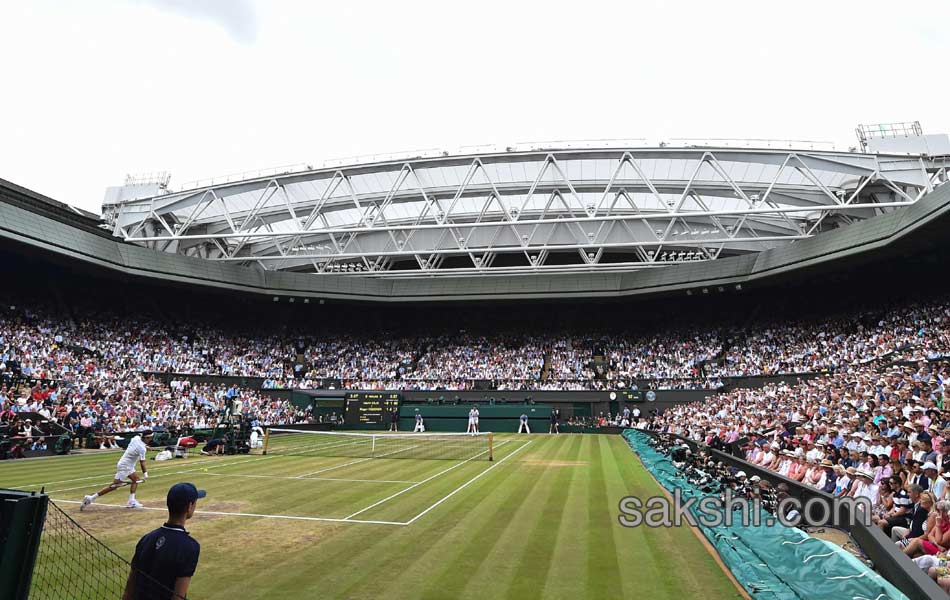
3, 136, 950, 302
101, 143, 949, 280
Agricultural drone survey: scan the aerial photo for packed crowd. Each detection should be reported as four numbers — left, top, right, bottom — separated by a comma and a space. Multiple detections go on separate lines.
0, 303, 309, 446
249, 299, 950, 390
3, 294, 950, 397
644, 358, 950, 590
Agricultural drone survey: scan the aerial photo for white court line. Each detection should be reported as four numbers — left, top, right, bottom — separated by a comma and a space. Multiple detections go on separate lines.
199, 472, 416, 484
405, 440, 532, 525
13, 453, 256, 490
46, 455, 275, 495
295, 457, 375, 478
293, 444, 421, 478
53, 499, 406, 526
344, 445, 498, 520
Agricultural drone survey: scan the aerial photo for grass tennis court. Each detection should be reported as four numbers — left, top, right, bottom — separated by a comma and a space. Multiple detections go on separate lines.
3, 433, 741, 599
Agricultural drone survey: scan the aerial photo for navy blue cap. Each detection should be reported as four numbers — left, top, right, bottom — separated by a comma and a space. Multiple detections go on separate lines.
167, 482, 206, 511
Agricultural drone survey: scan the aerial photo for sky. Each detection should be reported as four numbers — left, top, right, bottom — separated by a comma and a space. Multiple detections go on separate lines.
1, 0, 947, 214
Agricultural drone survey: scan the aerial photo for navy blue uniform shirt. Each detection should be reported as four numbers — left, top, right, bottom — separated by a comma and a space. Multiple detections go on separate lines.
129, 523, 200, 599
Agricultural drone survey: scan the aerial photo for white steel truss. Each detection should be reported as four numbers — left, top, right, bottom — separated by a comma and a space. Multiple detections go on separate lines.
102, 147, 945, 278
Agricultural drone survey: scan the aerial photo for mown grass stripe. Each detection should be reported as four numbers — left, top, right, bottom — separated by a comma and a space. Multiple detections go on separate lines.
3, 433, 741, 600
584, 435, 625, 599
502, 435, 581, 599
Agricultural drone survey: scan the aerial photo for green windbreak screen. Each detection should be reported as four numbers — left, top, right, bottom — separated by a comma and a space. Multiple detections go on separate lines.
622, 429, 907, 600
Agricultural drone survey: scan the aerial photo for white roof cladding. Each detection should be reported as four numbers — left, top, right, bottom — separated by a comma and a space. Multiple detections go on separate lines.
103, 145, 947, 278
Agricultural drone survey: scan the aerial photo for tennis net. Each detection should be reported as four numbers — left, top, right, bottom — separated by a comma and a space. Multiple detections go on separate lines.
263, 429, 494, 461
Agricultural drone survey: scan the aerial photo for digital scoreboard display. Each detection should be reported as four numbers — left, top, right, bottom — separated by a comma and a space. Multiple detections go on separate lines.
345, 392, 401, 427
619, 390, 645, 402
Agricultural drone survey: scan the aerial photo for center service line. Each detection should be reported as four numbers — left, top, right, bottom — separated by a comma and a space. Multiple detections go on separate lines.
405, 439, 532, 525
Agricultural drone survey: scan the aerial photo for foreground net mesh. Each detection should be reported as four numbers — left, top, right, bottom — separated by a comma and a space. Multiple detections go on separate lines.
265, 429, 493, 461
29, 499, 177, 600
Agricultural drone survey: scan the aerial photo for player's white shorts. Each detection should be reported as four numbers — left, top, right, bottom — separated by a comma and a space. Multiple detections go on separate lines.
115, 463, 136, 481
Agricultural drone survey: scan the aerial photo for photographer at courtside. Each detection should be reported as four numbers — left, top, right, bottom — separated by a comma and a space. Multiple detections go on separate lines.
123, 483, 206, 600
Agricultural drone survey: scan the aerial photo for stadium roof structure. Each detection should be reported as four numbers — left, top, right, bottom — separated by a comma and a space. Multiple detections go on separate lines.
4, 167, 950, 302
101, 144, 950, 279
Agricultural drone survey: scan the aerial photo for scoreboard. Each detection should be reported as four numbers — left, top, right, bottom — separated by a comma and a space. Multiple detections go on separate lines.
614, 390, 645, 402
345, 392, 401, 428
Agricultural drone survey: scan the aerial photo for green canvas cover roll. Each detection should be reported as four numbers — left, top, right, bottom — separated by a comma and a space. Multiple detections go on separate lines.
622, 429, 907, 600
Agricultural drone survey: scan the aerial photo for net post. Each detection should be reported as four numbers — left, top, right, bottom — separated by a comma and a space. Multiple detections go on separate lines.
489, 432, 494, 461
263, 428, 270, 455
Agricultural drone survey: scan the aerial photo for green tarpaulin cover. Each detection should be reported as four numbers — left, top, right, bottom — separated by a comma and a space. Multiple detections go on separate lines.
623, 429, 907, 600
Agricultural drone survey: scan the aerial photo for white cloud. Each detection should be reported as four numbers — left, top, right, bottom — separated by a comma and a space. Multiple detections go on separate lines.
0, 0, 946, 213
133, 0, 259, 44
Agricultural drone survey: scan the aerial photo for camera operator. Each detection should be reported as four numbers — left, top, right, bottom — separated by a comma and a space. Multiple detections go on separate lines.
758, 479, 779, 513
775, 483, 801, 523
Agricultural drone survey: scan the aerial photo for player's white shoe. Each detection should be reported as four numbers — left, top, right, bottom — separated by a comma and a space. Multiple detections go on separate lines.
126, 500, 144, 509
80, 495, 94, 511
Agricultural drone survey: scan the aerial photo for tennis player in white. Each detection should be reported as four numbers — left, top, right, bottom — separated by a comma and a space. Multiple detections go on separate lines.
81, 430, 154, 510
467, 408, 477, 434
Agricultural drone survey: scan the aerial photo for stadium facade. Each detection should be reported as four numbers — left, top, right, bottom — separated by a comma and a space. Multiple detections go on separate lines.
3, 129, 950, 302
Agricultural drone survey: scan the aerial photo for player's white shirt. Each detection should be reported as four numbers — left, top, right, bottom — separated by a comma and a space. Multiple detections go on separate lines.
117, 435, 147, 471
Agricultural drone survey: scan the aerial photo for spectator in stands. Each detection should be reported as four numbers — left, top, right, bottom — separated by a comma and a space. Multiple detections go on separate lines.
893, 487, 930, 545
905, 500, 950, 558
874, 476, 912, 535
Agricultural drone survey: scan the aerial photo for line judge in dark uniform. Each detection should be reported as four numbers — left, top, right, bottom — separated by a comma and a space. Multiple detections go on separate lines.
124, 483, 206, 600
